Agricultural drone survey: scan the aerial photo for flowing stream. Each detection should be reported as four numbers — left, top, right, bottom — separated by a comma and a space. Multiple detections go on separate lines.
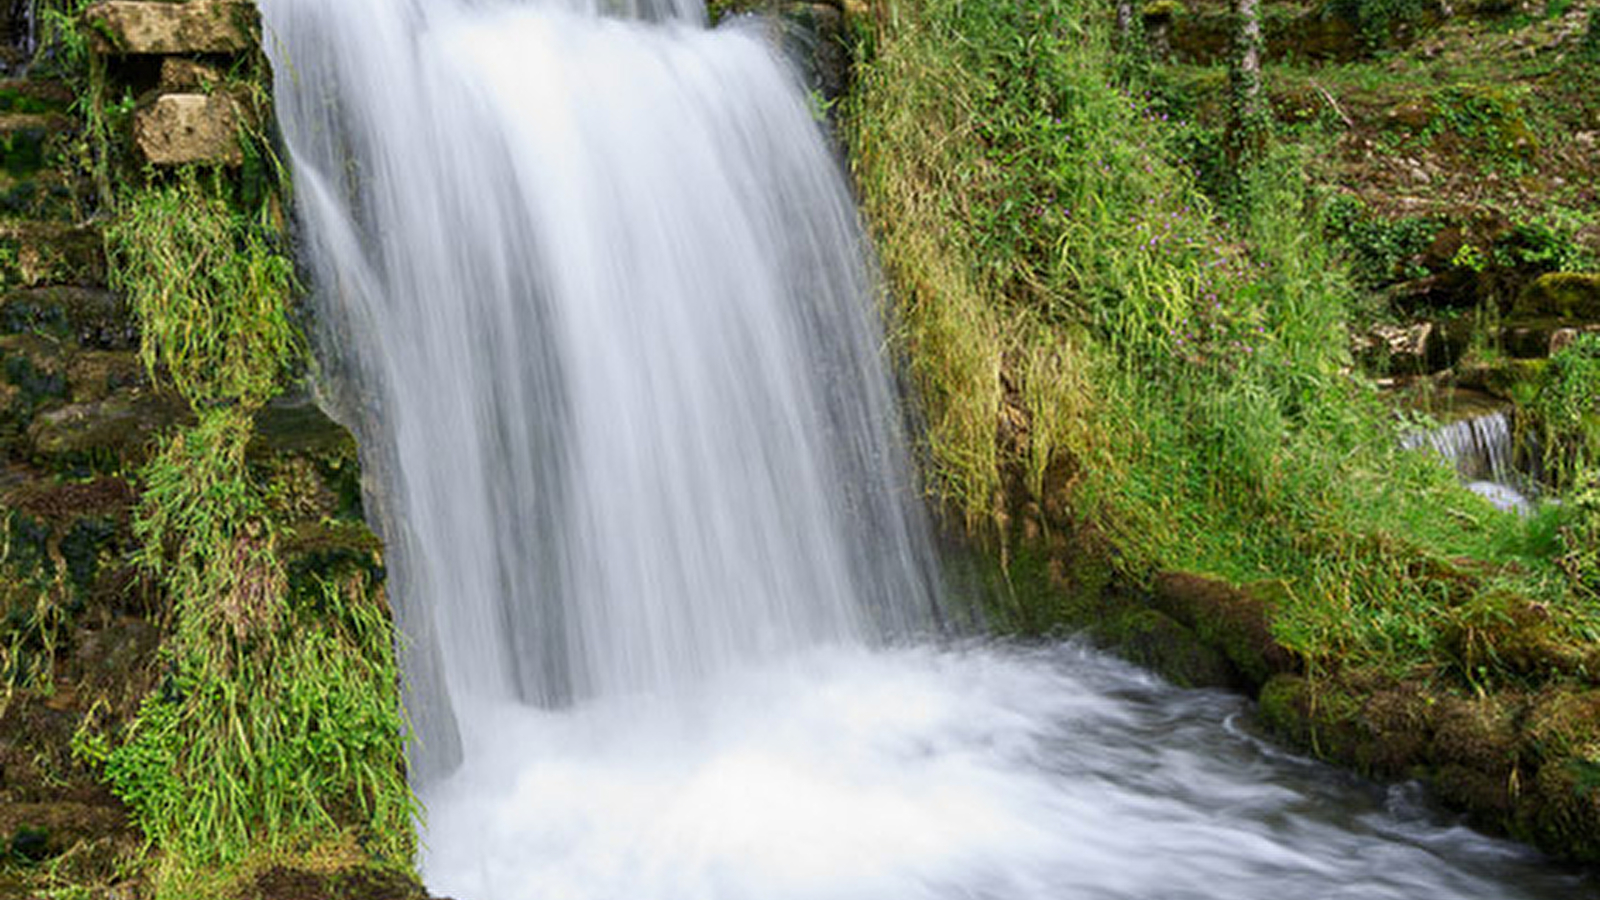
261, 1, 1589, 897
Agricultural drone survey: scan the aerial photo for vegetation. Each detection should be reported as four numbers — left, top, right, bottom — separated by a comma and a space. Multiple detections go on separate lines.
1, 4, 418, 897
105, 171, 298, 410
82, 407, 413, 879
850, 0, 1600, 853
94, 161, 412, 900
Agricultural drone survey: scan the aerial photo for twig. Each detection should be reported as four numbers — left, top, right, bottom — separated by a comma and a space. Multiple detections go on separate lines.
1309, 78, 1354, 129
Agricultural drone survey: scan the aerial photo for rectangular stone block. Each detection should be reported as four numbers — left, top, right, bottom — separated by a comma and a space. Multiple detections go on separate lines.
84, 0, 256, 56
132, 93, 244, 166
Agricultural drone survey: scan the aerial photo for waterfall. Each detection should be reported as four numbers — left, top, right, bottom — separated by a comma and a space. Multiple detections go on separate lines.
261, 2, 1584, 898
1401, 410, 1515, 483
259, 0, 937, 781
1401, 410, 1534, 513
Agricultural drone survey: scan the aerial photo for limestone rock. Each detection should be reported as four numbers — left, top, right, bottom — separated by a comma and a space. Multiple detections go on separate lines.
132, 93, 243, 166
83, 0, 256, 56
159, 57, 225, 92
0, 221, 105, 288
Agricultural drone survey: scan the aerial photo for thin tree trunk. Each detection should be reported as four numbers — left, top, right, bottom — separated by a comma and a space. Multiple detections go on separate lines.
1116, 0, 1133, 45
1228, 0, 1266, 159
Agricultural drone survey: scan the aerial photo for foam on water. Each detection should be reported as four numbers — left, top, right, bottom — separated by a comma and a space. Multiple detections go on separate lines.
421, 643, 1583, 900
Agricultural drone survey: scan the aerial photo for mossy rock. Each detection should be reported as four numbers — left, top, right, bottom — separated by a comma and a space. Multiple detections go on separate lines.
1, 334, 69, 425
1519, 759, 1600, 863
1256, 673, 1367, 763
0, 801, 128, 863
1454, 356, 1548, 402
1514, 272, 1600, 321
1, 287, 136, 352
0, 80, 73, 116
1091, 607, 1237, 688
1444, 590, 1593, 681
25, 392, 193, 473
1523, 689, 1600, 765
1258, 672, 1441, 778
280, 520, 385, 610
1430, 694, 1523, 774
249, 397, 365, 523
0, 221, 105, 290
1149, 572, 1297, 689
250, 863, 434, 900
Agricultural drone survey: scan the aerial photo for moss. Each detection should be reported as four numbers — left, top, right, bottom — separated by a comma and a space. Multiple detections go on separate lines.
1520, 761, 1600, 863
1523, 689, 1600, 765
1515, 272, 1600, 321
280, 521, 385, 611
1092, 608, 1237, 688
1430, 694, 1524, 774
1141, 0, 1185, 19
0, 222, 105, 289
25, 393, 193, 473
1445, 590, 1593, 682
0, 287, 136, 351
1149, 572, 1296, 689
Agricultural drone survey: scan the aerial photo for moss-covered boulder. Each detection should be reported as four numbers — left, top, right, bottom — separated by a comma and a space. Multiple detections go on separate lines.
1149, 572, 1297, 689
1515, 272, 1600, 321
0, 221, 105, 289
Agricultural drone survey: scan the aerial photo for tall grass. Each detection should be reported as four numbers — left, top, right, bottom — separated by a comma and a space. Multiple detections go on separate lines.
849, 0, 1596, 678
85, 165, 415, 894
105, 170, 299, 410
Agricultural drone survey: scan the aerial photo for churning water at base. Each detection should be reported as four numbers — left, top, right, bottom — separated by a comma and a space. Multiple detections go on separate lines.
423, 642, 1586, 900
262, 1, 1587, 897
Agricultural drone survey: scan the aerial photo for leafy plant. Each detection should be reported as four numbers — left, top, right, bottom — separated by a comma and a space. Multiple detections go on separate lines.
1530, 333, 1600, 487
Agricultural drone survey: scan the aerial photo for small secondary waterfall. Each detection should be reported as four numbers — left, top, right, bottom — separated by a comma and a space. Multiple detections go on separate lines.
1401, 410, 1534, 512
263, 1, 1587, 897
1401, 410, 1515, 483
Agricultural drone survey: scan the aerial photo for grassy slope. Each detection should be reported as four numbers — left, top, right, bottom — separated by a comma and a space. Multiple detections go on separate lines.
849, 0, 1600, 857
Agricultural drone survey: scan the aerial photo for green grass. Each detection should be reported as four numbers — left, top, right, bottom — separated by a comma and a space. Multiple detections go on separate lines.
104, 170, 299, 410
848, 0, 1600, 682
75, 407, 415, 896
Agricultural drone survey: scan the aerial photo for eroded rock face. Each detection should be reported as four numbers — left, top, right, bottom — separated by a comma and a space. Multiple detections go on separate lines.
83, 0, 256, 56
132, 92, 243, 166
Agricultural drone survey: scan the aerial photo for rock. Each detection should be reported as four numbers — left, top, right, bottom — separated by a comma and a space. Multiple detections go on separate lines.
132, 93, 244, 166
1149, 572, 1296, 689
0, 221, 105, 288
83, 0, 256, 56
1550, 325, 1600, 355
1499, 318, 1600, 359
780, 3, 849, 106
1514, 272, 1600, 320
159, 57, 225, 93
1359, 321, 1440, 375
1, 287, 135, 351
26, 393, 192, 469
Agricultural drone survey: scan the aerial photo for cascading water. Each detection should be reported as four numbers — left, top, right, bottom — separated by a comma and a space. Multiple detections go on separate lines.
260, 1, 1587, 897
1401, 410, 1535, 513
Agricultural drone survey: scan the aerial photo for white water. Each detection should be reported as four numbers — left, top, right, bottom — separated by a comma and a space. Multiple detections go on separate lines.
261, 1, 1587, 897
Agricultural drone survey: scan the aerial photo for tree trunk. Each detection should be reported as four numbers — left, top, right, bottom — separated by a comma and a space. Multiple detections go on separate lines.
1116, 0, 1134, 45
1228, 0, 1266, 158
